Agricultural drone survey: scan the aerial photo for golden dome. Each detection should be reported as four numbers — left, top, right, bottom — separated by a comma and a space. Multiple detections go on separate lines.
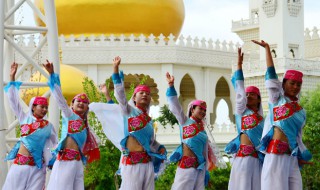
22, 64, 90, 104
34, 0, 185, 37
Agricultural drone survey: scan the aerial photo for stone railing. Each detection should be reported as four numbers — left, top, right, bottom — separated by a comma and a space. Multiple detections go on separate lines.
232, 18, 259, 31
57, 33, 240, 53
238, 58, 320, 77
305, 27, 320, 40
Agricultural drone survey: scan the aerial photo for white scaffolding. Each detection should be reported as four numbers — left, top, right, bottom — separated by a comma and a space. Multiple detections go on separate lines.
0, 0, 59, 186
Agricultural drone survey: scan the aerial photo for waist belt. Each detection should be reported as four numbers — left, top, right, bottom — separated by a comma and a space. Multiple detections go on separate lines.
267, 139, 291, 155
236, 144, 258, 158
122, 151, 151, 165
14, 153, 36, 166
178, 156, 199, 169
57, 148, 81, 161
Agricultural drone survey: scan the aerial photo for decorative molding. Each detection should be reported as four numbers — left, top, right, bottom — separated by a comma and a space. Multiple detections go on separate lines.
262, 0, 278, 17
287, 1, 302, 17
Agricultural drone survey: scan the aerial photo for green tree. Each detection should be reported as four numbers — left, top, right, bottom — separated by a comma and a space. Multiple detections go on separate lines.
300, 86, 320, 189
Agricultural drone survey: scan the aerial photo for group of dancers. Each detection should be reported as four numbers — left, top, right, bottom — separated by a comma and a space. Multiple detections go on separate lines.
2, 40, 312, 190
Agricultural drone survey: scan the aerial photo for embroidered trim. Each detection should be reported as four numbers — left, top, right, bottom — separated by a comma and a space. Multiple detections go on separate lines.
236, 144, 258, 158
241, 113, 263, 130
13, 153, 36, 166
178, 156, 199, 168
121, 151, 151, 165
273, 101, 302, 121
57, 148, 81, 161
128, 113, 151, 132
267, 139, 291, 154
182, 123, 204, 139
20, 120, 49, 136
68, 119, 87, 133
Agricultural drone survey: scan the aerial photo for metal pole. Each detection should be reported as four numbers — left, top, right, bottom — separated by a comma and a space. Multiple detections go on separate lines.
0, 0, 9, 186
43, 0, 60, 132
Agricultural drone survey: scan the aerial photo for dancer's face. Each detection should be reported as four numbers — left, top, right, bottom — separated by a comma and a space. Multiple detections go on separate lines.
191, 106, 206, 120
32, 104, 48, 118
283, 79, 302, 98
72, 99, 89, 115
133, 90, 151, 109
246, 92, 260, 111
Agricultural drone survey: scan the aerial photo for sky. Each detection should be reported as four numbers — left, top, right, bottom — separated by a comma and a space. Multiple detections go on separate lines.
181, 0, 320, 43
16, 0, 320, 124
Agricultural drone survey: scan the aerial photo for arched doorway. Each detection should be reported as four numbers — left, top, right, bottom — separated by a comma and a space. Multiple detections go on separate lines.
179, 74, 195, 112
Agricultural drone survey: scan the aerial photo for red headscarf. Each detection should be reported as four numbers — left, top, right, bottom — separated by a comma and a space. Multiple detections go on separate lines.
284, 70, 303, 83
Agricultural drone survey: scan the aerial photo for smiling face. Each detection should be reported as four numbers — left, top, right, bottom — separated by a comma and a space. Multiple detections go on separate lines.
283, 79, 302, 99
191, 105, 206, 120
32, 104, 48, 118
72, 99, 89, 116
133, 90, 151, 109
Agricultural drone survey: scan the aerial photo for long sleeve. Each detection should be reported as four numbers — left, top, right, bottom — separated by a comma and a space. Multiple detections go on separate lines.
166, 86, 188, 125
47, 73, 73, 118
4, 81, 28, 122
112, 72, 130, 114
231, 69, 247, 115
265, 66, 282, 104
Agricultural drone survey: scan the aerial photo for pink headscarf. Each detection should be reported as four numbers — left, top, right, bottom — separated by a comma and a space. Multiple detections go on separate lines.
245, 86, 261, 97
33, 97, 48, 106
187, 100, 207, 117
284, 70, 303, 83
72, 93, 90, 103
134, 85, 150, 94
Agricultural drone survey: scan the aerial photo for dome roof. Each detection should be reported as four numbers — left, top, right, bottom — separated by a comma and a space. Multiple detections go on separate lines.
34, 0, 185, 37
22, 64, 91, 104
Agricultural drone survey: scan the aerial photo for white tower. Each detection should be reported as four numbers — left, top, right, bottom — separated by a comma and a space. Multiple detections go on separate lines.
259, 0, 304, 59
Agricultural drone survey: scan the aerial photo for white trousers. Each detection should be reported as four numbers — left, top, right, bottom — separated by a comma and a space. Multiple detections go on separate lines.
171, 167, 206, 190
47, 160, 84, 190
228, 156, 262, 190
120, 162, 154, 190
261, 154, 302, 190
2, 164, 46, 190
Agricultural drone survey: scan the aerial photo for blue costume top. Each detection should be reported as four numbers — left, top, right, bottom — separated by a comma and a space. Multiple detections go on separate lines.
225, 69, 264, 162
48, 73, 89, 164
259, 67, 312, 161
166, 86, 208, 170
4, 81, 57, 169
112, 73, 166, 172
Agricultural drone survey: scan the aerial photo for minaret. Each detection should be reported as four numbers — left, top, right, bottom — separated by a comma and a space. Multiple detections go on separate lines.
259, 0, 304, 60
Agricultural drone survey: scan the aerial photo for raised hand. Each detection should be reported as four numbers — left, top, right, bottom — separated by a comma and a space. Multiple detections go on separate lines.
252, 40, 269, 49
113, 56, 121, 73
166, 72, 174, 87
43, 59, 54, 74
238, 47, 244, 65
10, 62, 18, 81
99, 83, 112, 102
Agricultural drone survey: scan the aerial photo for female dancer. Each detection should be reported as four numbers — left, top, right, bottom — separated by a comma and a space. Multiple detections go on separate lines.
43, 61, 100, 190
253, 40, 312, 190
225, 48, 264, 190
3, 62, 57, 190
166, 72, 212, 190
90, 56, 166, 190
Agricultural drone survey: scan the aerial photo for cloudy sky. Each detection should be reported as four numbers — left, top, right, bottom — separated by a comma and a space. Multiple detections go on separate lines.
181, 0, 320, 43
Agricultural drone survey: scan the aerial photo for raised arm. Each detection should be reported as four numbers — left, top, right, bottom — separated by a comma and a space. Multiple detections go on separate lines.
4, 62, 28, 121
166, 72, 188, 125
43, 60, 73, 117
99, 83, 114, 103
112, 56, 130, 114
232, 48, 247, 115
252, 40, 281, 103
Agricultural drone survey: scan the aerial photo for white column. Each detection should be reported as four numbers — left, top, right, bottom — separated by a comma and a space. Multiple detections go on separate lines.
44, 0, 60, 132
0, 0, 8, 185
